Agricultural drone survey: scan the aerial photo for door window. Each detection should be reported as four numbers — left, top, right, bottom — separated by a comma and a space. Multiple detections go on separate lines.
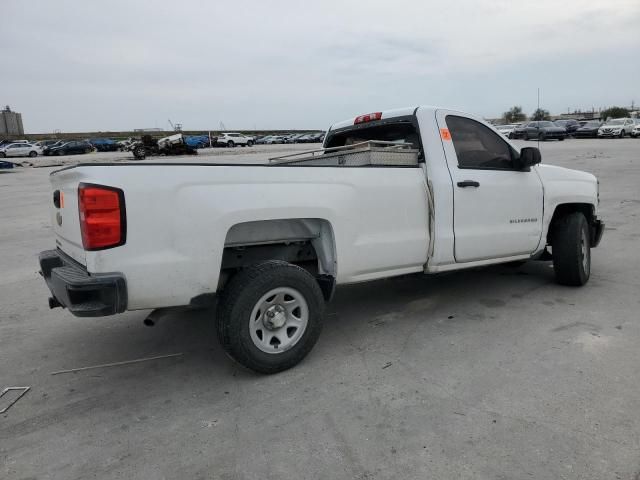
446, 115, 516, 170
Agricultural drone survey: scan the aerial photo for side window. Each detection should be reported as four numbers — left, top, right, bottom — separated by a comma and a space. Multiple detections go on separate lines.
446, 115, 515, 170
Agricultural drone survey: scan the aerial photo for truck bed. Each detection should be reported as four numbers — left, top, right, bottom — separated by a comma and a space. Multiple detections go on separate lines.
49, 162, 431, 310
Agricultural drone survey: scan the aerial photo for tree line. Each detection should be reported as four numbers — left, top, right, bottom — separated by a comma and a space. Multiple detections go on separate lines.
502, 106, 631, 123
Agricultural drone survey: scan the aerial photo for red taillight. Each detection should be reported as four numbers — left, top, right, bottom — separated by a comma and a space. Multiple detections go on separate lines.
78, 184, 126, 250
354, 112, 382, 124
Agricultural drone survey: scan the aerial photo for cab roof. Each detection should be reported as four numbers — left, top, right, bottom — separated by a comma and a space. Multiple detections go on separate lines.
329, 106, 439, 131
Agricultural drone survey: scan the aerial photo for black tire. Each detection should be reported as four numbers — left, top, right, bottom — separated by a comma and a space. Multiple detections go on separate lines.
29, 151, 37, 157
538, 132, 546, 141
0, 152, 5, 158
56, 150, 63, 156
247, 140, 254, 147
216, 261, 325, 374
619, 131, 625, 139
227, 141, 235, 148
84, 148, 91, 154
551, 212, 591, 286
133, 146, 146, 160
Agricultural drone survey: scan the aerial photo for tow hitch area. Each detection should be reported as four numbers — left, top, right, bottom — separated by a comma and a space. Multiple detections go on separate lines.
38, 249, 127, 317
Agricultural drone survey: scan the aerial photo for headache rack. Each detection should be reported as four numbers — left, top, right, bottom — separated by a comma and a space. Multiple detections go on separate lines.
268, 141, 419, 167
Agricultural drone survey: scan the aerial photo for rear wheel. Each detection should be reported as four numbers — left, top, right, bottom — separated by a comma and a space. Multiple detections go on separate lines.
216, 261, 325, 374
29, 151, 37, 157
227, 141, 235, 148
0, 152, 5, 158
551, 212, 591, 286
247, 140, 254, 147
538, 132, 546, 141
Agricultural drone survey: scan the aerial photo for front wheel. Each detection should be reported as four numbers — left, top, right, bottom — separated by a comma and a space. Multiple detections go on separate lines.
227, 141, 235, 148
0, 152, 5, 158
247, 140, 254, 147
619, 131, 625, 138
29, 151, 37, 157
133, 146, 146, 160
216, 261, 325, 374
551, 212, 590, 286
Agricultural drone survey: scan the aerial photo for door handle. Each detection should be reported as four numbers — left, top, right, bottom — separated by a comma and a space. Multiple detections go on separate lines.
457, 180, 480, 188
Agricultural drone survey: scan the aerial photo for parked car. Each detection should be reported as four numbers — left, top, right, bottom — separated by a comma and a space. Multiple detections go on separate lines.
89, 138, 120, 152
33, 140, 61, 149
495, 124, 519, 139
598, 118, 635, 138
43, 141, 94, 156
184, 135, 210, 149
38, 105, 603, 374
0, 142, 42, 158
309, 132, 325, 143
264, 135, 286, 144
554, 119, 580, 135
512, 121, 566, 141
216, 133, 254, 147
573, 121, 603, 138
0, 139, 30, 148
631, 122, 640, 138
42, 141, 66, 153
296, 134, 313, 143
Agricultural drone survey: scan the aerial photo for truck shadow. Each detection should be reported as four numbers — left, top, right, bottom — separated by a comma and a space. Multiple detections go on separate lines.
51, 261, 556, 377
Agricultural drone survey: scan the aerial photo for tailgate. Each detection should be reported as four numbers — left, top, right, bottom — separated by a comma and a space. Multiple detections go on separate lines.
50, 168, 86, 265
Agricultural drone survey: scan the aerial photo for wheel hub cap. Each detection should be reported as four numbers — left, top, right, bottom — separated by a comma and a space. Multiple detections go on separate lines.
249, 287, 309, 354
263, 304, 287, 330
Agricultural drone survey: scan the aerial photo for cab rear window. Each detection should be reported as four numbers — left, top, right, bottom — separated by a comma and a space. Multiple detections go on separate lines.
325, 121, 421, 154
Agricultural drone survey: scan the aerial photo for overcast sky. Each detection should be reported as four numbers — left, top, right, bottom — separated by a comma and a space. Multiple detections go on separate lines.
3, 0, 639, 133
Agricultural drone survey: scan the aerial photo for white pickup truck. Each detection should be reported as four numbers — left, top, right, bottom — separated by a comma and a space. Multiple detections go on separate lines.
39, 106, 604, 373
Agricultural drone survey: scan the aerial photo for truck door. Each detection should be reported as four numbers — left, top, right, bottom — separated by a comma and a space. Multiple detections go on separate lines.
435, 110, 543, 263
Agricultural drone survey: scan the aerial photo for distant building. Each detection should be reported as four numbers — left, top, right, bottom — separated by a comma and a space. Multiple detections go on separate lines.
134, 128, 164, 132
0, 105, 24, 135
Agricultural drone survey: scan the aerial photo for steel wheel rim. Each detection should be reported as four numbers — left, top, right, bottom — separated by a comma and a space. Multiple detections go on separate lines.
249, 287, 309, 354
581, 229, 590, 275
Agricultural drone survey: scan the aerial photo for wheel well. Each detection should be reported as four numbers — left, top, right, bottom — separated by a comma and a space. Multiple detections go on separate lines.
547, 203, 595, 244
220, 219, 337, 300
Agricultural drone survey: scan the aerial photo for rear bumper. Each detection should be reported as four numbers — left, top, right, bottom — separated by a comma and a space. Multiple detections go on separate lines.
38, 249, 127, 317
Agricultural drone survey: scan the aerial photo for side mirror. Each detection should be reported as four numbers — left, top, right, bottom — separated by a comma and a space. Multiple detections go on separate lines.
515, 147, 541, 170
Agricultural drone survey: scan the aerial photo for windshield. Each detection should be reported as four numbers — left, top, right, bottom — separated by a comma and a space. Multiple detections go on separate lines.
606, 119, 625, 125
538, 121, 555, 127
